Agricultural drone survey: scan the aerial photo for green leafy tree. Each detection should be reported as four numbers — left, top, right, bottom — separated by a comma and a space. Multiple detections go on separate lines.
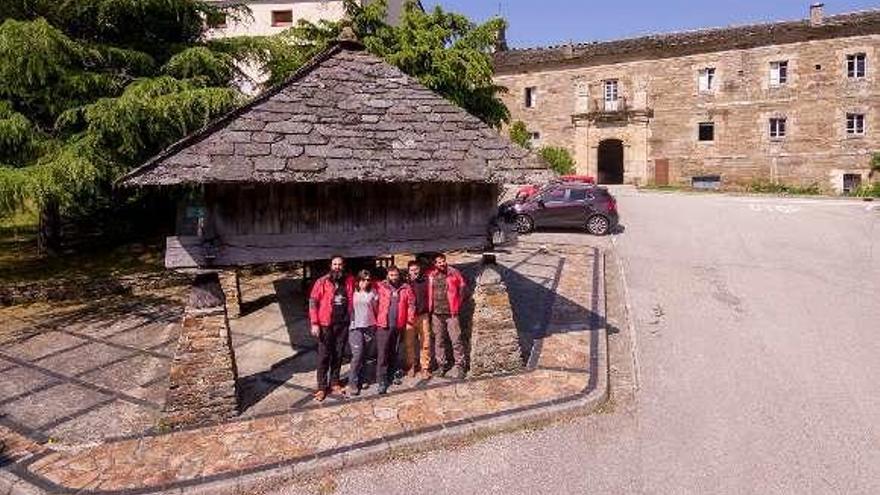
1, 0, 512, 252
539, 146, 576, 175
0, 0, 253, 251
508, 120, 531, 149
271, 0, 510, 127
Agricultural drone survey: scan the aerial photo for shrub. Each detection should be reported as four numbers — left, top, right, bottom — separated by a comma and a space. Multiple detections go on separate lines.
871, 152, 880, 172
508, 120, 531, 149
854, 183, 880, 198
538, 146, 576, 175
747, 179, 820, 195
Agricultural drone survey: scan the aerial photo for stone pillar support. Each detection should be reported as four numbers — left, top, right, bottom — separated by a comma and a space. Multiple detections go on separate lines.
163, 272, 240, 428
468, 264, 523, 377
219, 269, 242, 319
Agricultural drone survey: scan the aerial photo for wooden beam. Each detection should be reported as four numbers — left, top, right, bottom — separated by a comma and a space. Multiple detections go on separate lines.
165, 229, 490, 268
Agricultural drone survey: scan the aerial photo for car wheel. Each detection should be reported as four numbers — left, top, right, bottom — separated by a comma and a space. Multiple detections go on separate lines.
586, 215, 610, 236
514, 214, 534, 234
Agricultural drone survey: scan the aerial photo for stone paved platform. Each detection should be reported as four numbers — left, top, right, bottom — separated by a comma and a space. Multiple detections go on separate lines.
0, 241, 607, 495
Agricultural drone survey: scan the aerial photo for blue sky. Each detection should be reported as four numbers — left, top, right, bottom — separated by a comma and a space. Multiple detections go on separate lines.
421, 0, 880, 48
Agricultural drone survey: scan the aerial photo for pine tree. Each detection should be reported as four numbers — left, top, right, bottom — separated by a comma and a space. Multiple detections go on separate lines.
0, 0, 251, 251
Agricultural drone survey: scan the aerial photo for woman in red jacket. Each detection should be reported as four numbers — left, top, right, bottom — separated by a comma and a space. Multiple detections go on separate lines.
375, 266, 415, 394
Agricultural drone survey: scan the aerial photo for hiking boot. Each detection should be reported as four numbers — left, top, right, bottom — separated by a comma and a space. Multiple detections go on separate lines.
392, 370, 403, 385
314, 389, 327, 402
448, 366, 466, 380
347, 384, 360, 396
419, 370, 432, 380
377, 381, 389, 395
331, 382, 345, 395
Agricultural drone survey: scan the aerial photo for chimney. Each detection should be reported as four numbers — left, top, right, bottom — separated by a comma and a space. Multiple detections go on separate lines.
810, 3, 825, 27
494, 23, 509, 52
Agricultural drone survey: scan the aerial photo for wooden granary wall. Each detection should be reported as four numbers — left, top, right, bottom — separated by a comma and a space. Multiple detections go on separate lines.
167, 182, 499, 267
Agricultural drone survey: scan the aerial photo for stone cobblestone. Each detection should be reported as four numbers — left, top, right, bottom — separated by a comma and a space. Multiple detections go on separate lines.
1, 241, 604, 494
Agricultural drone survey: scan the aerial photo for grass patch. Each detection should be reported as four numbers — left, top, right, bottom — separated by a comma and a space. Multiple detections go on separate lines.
853, 183, 880, 198
1, 203, 166, 285
0, 234, 164, 285
746, 180, 822, 195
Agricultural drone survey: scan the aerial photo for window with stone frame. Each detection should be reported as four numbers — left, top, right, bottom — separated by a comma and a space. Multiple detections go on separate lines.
847, 53, 867, 78
770, 61, 788, 86
698, 122, 715, 142
846, 113, 866, 135
271, 10, 294, 27
769, 117, 787, 139
698, 68, 716, 92
528, 131, 542, 147
524, 86, 537, 108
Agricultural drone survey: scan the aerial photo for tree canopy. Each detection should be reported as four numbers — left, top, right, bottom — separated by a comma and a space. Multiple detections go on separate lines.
0, 0, 248, 220
0, 0, 510, 232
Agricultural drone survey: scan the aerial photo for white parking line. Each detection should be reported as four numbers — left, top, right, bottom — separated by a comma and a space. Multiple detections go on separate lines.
748, 203, 802, 214
723, 197, 871, 208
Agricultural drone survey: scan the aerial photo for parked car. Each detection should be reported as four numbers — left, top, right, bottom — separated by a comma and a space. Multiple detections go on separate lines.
515, 175, 595, 200
500, 182, 619, 236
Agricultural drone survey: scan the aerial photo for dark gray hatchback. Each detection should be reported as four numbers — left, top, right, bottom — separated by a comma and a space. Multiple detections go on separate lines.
498, 182, 619, 236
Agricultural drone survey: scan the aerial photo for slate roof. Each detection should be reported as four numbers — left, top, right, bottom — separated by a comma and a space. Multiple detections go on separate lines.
121, 40, 552, 187
494, 9, 880, 73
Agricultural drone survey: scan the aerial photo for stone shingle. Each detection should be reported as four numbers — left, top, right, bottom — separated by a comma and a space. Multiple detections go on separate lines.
121, 43, 553, 186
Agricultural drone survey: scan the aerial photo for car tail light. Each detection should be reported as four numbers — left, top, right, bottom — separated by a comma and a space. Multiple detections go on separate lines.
608, 197, 617, 212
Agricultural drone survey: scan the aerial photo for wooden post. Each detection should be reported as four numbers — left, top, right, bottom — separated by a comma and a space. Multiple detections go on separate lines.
162, 272, 240, 428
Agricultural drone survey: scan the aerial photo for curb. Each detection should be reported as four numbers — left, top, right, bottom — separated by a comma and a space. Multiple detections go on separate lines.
0, 251, 609, 495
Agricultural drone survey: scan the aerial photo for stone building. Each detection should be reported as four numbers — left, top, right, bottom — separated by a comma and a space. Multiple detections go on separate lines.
204, 0, 414, 38
203, 0, 419, 93
494, 5, 880, 192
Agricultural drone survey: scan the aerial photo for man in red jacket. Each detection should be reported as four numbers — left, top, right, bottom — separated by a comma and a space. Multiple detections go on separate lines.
428, 253, 467, 379
375, 266, 415, 394
309, 256, 355, 402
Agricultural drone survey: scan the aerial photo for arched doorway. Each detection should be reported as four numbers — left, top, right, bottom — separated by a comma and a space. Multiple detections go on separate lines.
597, 139, 624, 184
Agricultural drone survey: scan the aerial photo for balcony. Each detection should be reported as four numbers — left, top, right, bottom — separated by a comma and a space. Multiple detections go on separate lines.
572, 96, 653, 124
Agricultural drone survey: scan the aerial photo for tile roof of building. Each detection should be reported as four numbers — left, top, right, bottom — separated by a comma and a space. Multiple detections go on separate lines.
494, 9, 880, 73
121, 40, 550, 187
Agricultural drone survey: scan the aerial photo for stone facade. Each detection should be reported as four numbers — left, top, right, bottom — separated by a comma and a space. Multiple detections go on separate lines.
494, 9, 880, 192
468, 264, 524, 376
163, 274, 240, 428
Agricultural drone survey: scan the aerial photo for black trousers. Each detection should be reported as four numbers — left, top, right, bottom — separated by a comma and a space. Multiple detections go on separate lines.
316, 321, 348, 390
375, 327, 399, 384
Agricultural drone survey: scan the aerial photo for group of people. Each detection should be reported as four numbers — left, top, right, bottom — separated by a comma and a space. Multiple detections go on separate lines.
308, 253, 467, 401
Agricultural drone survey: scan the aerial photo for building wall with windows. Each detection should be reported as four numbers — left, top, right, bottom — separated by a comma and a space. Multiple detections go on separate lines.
205, 0, 347, 37
204, 0, 413, 38
494, 7, 880, 192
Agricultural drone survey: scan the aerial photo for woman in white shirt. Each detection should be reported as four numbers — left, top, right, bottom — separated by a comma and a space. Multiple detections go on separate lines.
348, 270, 377, 396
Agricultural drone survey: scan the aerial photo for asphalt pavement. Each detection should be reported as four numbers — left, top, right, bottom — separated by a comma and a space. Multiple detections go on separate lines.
268, 190, 880, 495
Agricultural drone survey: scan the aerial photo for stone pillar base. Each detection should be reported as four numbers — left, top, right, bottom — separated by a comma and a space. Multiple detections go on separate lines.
468, 264, 523, 377
219, 270, 242, 319
163, 273, 240, 428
